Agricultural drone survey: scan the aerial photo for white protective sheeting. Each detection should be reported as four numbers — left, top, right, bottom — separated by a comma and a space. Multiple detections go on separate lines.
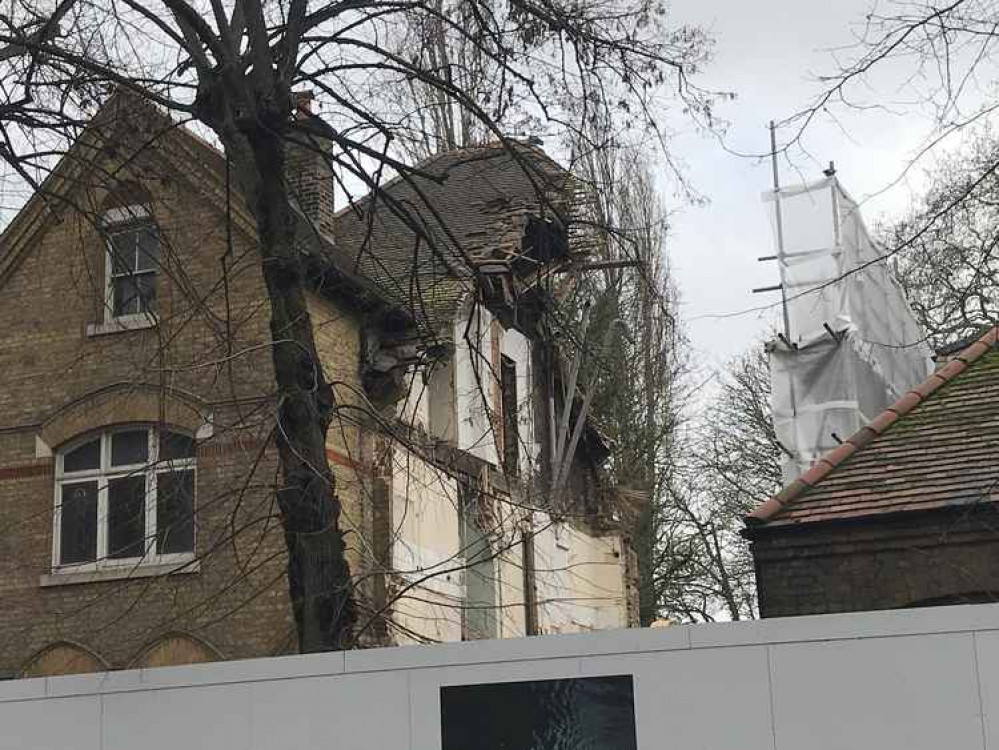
764, 177, 933, 481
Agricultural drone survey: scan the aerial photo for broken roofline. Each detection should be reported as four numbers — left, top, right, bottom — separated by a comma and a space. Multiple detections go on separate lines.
328, 138, 573, 223
745, 325, 999, 528
0, 92, 574, 340
265, 113, 584, 344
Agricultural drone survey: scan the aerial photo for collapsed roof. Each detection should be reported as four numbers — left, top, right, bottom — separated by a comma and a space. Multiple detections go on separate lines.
329, 141, 577, 336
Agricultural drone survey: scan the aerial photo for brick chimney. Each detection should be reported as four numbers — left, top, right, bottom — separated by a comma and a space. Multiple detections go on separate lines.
286, 90, 336, 237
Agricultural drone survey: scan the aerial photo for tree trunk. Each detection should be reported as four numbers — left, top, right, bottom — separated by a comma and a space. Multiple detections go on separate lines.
222, 116, 355, 652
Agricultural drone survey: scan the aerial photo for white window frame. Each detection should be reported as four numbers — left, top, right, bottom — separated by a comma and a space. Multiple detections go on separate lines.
101, 205, 159, 327
52, 426, 196, 573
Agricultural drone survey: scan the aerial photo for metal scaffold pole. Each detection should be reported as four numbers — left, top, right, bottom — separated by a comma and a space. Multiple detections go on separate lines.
769, 120, 792, 344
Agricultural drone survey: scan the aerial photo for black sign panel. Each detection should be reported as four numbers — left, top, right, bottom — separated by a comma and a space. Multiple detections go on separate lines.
441, 675, 637, 750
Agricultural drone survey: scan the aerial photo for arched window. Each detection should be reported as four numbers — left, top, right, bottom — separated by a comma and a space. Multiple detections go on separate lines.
54, 426, 196, 569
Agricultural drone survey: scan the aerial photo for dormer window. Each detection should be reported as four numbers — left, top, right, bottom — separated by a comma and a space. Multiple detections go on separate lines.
107, 222, 158, 318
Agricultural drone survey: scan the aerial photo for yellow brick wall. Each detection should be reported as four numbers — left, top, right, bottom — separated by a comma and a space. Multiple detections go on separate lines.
305, 292, 376, 610
0, 150, 298, 675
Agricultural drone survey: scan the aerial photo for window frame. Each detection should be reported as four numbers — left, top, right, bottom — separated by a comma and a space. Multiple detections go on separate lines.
458, 482, 499, 640
101, 205, 159, 326
52, 425, 196, 573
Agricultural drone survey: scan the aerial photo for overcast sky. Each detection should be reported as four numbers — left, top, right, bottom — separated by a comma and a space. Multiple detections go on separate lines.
663, 0, 942, 368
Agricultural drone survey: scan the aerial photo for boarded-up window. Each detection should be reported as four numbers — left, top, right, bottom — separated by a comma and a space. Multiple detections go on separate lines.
133, 634, 220, 669
460, 484, 498, 640
21, 643, 105, 678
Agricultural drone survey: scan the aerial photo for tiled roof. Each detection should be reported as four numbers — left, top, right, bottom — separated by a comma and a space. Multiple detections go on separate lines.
329, 142, 572, 335
746, 326, 999, 528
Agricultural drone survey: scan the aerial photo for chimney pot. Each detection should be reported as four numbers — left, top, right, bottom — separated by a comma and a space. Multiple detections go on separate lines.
294, 90, 315, 118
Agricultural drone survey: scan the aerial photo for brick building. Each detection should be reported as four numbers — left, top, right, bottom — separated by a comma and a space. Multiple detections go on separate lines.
0, 92, 637, 678
745, 327, 999, 617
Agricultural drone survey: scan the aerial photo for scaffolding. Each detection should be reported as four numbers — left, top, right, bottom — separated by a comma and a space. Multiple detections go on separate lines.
762, 174, 933, 482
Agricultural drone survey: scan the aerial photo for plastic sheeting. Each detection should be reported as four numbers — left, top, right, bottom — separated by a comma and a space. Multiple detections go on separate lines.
764, 177, 933, 481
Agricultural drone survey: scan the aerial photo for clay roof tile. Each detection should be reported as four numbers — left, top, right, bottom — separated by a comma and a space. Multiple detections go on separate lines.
746, 325, 999, 528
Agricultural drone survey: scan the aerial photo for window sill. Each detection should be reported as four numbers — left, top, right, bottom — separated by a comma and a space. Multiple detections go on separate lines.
86, 314, 157, 337
40, 558, 199, 588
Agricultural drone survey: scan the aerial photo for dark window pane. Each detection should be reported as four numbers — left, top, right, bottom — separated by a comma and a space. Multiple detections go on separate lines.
136, 272, 156, 313
441, 676, 637, 750
157, 470, 194, 554
135, 227, 159, 271
63, 438, 100, 473
159, 430, 195, 461
113, 276, 139, 316
108, 475, 146, 559
109, 231, 137, 274
111, 429, 148, 466
501, 355, 519, 476
60, 481, 98, 564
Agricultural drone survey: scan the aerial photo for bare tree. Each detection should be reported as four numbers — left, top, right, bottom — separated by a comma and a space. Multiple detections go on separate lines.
883, 126, 999, 349
653, 347, 781, 622
0, 0, 717, 652
0, 0, 76, 62
378, 0, 508, 161
567, 146, 688, 625
695, 347, 784, 520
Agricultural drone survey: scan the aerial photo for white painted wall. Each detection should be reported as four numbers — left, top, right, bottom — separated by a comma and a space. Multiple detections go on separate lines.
390, 450, 463, 644
450, 306, 536, 471
392, 305, 625, 643
454, 305, 497, 464
427, 358, 456, 443
397, 367, 431, 433
533, 521, 626, 633
499, 327, 536, 475
7, 603, 999, 750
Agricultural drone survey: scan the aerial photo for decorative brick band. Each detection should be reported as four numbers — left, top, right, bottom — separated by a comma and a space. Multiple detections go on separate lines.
197, 437, 266, 459
327, 448, 367, 473
194, 437, 368, 473
0, 444, 365, 479
0, 463, 54, 481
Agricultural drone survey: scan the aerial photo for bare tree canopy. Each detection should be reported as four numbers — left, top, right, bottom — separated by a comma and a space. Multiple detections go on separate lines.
657, 347, 780, 622
884, 127, 999, 348
566, 145, 686, 625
